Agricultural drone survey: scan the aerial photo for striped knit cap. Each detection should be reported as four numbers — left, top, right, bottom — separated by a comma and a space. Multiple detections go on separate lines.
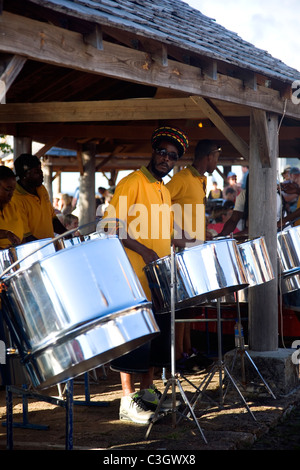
151, 126, 189, 157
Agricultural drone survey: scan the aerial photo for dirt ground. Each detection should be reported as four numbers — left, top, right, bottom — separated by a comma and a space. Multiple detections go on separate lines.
1, 361, 300, 454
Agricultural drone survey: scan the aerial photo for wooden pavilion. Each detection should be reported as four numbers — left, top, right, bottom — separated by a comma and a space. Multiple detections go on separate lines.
1, 0, 300, 364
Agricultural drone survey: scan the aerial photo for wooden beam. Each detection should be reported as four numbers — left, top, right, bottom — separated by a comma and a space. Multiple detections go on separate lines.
0, 54, 26, 103
250, 109, 271, 167
190, 96, 249, 159
0, 97, 208, 122
0, 12, 299, 119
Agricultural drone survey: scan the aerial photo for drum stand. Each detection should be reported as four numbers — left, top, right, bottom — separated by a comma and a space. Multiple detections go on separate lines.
184, 297, 257, 421
225, 296, 276, 400
145, 245, 207, 444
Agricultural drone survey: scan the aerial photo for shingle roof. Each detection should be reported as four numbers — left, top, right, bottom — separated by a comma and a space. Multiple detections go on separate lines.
29, 0, 300, 84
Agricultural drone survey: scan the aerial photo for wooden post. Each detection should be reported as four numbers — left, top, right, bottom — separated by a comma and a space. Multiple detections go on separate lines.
43, 164, 53, 203
78, 143, 96, 235
248, 112, 278, 351
13, 136, 31, 160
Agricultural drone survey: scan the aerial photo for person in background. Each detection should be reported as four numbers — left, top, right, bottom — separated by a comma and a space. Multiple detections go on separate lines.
59, 193, 73, 215
240, 166, 249, 189
12, 154, 67, 242
166, 139, 221, 373
223, 186, 237, 205
208, 181, 222, 200
207, 206, 240, 238
219, 175, 249, 237
96, 188, 112, 221
281, 167, 300, 214
63, 213, 79, 233
281, 166, 291, 182
223, 171, 241, 200
102, 126, 189, 425
0, 166, 25, 249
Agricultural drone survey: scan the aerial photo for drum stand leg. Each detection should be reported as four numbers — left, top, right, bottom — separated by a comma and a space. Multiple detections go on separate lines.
4, 380, 74, 450
145, 246, 207, 444
185, 299, 256, 421
226, 298, 276, 400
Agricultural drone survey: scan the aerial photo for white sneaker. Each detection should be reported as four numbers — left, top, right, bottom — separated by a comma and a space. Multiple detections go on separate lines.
119, 392, 155, 424
140, 384, 181, 412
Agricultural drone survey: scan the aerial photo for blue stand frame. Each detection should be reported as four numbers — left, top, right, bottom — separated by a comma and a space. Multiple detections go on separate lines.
3, 381, 74, 450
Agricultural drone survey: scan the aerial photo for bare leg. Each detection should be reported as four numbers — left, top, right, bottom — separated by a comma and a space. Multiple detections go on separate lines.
120, 372, 135, 396
140, 367, 154, 390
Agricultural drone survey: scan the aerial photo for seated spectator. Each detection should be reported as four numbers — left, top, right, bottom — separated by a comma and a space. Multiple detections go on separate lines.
208, 181, 222, 200
207, 206, 240, 237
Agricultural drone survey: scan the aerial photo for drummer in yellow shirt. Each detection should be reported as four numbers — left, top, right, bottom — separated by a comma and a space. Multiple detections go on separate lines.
12, 154, 67, 241
166, 139, 221, 372
101, 126, 189, 424
0, 166, 25, 249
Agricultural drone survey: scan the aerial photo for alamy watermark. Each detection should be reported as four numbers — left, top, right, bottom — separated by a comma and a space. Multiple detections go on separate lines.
292, 80, 300, 105
97, 197, 206, 242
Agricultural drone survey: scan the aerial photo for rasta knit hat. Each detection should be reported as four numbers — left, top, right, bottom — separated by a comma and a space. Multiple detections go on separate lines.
151, 126, 189, 157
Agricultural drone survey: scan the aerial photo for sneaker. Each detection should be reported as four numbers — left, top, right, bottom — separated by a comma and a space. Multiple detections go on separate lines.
140, 384, 181, 412
119, 392, 155, 424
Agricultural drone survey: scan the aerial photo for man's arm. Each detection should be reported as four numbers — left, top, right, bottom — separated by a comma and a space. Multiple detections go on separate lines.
218, 211, 243, 237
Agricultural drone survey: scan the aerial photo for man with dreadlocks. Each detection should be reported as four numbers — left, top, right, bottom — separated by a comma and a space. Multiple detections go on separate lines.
102, 126, 189, 424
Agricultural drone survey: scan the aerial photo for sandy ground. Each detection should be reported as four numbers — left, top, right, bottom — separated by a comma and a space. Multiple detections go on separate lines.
1, 361, 300, 455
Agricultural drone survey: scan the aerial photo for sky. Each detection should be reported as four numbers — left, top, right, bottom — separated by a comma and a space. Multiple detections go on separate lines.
62, 0, 299, 195
185, 0, 300, 72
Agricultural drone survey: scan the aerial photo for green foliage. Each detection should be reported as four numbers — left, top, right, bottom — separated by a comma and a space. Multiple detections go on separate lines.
0, 135, 12, 155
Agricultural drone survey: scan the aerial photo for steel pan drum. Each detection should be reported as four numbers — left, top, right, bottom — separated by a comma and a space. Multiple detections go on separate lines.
238, 237, 274, 286
144, 239, 248, 313
216, 237, 274, 304
2, 237, 159, 389
277, 226, 300, 278
280, 272, 300, 294
57, 235, 85, 249
0, 238, 56, 274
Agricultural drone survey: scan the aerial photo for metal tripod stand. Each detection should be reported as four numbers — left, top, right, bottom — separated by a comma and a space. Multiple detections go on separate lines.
145, 245, 207, 444
184, 297, 257, 421
225, 295, 276, 400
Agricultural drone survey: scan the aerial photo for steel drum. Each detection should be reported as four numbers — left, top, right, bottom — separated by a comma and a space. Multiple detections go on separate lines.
0, 238, 56, 274
215, 237, 274, 304
56, 235, 85, 249
277, 226, 300, 278
238, 237, 274, 286
280, 273, 300, 295
2, 237, 159, 389
144, 239, 249, 314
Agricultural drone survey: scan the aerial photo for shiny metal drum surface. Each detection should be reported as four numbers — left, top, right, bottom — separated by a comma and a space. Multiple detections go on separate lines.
2, 237, 159, 389
238, 237, 274, 287
56, 235, 85, 249
215, 237, 274, 304
280, 272, 300, 295
277, 226, 300, 278
144, 239, 248, 313
0, 238, 56, 274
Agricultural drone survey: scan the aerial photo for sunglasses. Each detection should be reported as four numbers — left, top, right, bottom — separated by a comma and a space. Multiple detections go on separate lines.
155, 148, 179, 161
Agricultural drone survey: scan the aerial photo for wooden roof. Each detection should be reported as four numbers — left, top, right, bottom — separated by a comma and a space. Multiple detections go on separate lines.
1, 0, 300, 174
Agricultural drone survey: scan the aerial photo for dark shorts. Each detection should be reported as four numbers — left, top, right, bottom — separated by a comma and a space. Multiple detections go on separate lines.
110, 312, 171, 374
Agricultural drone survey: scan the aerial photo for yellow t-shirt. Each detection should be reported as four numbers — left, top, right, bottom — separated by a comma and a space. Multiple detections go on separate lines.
103, 166, 173, 299
0, 200, 25, 249
12, 183, 56, 239
166, 165, 207, 241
